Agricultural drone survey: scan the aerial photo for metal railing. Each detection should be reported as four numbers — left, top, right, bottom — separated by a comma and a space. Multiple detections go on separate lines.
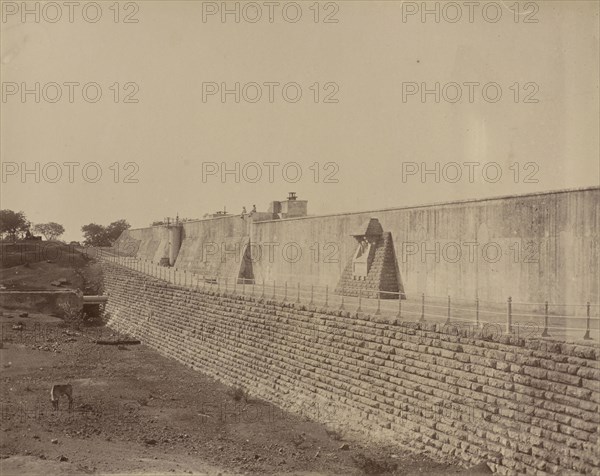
98, 250, 600, 343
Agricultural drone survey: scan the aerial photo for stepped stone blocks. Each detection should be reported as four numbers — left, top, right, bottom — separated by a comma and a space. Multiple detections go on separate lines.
335, 219, 404, 299
102, 261, 600, 475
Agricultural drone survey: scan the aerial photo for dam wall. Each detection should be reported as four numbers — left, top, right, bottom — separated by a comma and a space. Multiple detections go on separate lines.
250, 187, 599, 305
114, 187, 599, 305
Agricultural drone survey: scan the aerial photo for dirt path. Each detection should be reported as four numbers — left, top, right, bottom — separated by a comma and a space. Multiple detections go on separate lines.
0, 310, 488, 475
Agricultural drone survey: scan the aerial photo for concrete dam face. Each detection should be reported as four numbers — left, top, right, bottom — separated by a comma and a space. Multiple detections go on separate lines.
114, 187, 599, 306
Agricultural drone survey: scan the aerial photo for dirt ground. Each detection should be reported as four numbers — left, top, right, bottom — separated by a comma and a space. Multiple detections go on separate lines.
0, 308, 494, 476
0, 242, 102, 294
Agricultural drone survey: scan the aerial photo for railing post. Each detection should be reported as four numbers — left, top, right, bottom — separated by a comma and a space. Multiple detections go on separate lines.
445, 295, 451, 325
357, 289, 362, 313
325, 285, 329, 307
296, 283, 300, 304
339, 294, 345, 310
251, 280, 255, 297
476, 297, 480, 328
283, 281, 288, 302
242, 279, 245, 296
506, 297, 513, 334
396, 291, 401, 319
375, 293, 381, 315
272, 280, 276, 300
541, 301, 550, 337
261, 279, 265, 299
583, 302, 592, 340
419, 293, 425, 322
310, 285, 314, 306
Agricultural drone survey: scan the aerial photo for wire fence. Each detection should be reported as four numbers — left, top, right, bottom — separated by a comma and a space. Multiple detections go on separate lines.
97, 250, 600, 343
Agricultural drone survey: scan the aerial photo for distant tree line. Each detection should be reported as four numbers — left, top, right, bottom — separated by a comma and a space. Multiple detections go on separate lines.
81, 219, 130, 247
34, 222, 65, 241
0, 210, 30, 240
1, 209, 130, 247
0, 209, 64, 241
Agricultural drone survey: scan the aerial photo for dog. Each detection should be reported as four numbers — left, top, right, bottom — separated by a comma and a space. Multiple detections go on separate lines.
50, 384, 73, 410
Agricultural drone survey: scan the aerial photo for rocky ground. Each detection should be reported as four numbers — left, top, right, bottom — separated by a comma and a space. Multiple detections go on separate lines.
0, 307, 493, 475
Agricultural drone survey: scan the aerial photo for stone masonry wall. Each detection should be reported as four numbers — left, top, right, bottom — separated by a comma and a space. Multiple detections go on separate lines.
102, 261, 600, 475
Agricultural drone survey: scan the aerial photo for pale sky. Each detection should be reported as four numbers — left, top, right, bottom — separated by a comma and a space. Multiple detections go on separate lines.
1, 1, 599, 241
